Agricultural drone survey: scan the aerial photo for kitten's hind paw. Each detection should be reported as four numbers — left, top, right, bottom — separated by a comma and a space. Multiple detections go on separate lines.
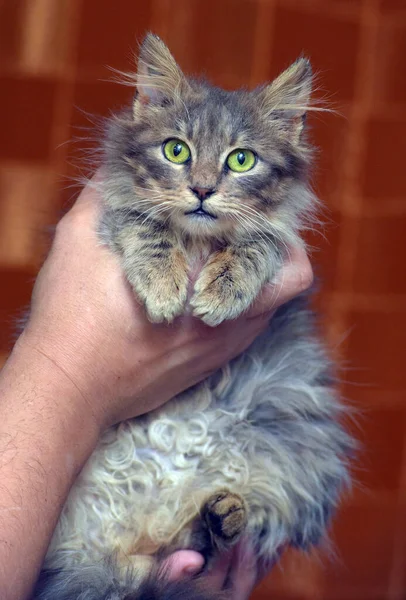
203, 490, 247, 543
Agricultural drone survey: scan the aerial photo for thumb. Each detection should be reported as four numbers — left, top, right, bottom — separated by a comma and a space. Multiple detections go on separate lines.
162, 550, 205, 581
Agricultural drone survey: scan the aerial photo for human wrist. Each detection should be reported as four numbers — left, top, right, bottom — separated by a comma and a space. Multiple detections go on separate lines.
17, 315, 116, 428
0, 334, 102, 600
1, 332, 102, 469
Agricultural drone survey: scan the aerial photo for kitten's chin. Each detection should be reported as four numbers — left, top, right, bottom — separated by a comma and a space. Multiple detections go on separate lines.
174, 213, 227, 238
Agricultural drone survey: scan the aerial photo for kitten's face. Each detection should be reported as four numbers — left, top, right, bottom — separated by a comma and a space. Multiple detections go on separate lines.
125, 91, 303, 239
108, 35, 312, 241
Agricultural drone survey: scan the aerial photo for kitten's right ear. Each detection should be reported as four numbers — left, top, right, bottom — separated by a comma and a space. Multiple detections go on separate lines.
134, 33, 189, 109
260, 58, 313, 142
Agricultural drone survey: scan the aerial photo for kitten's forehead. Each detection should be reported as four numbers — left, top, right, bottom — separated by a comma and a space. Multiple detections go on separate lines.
173, 89, 258, 154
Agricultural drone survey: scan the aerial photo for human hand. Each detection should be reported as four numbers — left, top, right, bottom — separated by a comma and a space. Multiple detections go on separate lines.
161, 539, 273, 600
19, 180, 312, 432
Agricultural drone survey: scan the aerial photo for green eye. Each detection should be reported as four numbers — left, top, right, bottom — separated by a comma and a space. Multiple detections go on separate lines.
163, 139, 191, 164
227, 149, 256, 173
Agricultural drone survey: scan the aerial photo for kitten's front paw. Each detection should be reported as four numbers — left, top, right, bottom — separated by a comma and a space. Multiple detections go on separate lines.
140, 276, 188, 324
190, 260, 253, 326
145, 295, 184, 324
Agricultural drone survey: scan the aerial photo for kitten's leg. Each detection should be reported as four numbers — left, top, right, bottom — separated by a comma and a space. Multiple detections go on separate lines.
118, 491, 247, 578
158, 490, 248, 559
115, 222, 188, 323
191, 241, 279, 326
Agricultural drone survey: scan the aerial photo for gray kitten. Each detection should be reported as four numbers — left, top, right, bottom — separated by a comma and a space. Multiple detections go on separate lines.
34, 34, 352, 600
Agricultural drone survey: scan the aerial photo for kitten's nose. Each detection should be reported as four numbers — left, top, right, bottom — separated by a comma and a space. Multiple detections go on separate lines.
189, 187, 215, 201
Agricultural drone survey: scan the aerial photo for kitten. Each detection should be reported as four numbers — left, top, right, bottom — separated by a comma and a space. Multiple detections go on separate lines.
33, 34, 353, 600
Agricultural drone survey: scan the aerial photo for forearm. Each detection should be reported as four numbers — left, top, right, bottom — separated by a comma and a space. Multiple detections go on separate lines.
0, 336, 100, 600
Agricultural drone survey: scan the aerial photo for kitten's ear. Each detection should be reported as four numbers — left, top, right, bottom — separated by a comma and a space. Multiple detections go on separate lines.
134, 33, 188, 107
260, 58, 312, 142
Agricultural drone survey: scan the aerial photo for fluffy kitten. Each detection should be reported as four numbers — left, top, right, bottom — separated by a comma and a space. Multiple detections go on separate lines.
33, 34, 352, 600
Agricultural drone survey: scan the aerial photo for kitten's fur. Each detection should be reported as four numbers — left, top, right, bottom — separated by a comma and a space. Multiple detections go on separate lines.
33, 35, 352, 600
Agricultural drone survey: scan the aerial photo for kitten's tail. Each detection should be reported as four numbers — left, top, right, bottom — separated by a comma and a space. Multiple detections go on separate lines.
33, 563, 225, 600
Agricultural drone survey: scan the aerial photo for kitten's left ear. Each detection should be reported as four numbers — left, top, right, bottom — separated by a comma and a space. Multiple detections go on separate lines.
134, 33, 189, 108
260, 58, 313, 142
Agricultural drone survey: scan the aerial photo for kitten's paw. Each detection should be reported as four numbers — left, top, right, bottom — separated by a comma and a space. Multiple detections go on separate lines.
141, 277, 188, 324
145, 296, 184, 324
191, 262, 253, 326
204, 490, 247, 542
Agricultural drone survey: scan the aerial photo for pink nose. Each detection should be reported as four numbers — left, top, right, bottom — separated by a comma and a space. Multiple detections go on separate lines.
190, 187, 216, 201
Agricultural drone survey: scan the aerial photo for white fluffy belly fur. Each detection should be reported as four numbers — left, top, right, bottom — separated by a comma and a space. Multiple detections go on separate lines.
47, 380, 251, 567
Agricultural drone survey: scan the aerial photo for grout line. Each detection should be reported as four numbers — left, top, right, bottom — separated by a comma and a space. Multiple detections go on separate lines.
273, 0, 362, 22
325, 584, 395, 600
341, 390, 406, 410
318, 1, 386, 596
324, 291, 406, 313
385, 10, 406, 25
369, 104, 406, 121
334, 0, 380, 285
332, 197, 406, 217
387, 435, 406, 599
48, 0, 83, 214
329, 0, 380, 352
150, 0, 172, 40
249, 0, 275, 86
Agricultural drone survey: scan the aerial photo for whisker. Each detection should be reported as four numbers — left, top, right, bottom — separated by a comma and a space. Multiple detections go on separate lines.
138, 204, 173, 227
235, 205, 294, 259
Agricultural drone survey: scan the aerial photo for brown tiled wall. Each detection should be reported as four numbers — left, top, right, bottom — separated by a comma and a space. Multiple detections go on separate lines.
1, 1, 405, 598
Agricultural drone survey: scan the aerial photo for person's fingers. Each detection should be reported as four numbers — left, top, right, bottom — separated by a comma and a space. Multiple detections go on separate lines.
247, 245, 313, 319
161, 550, 205, 581
205, 549, 234, 590
226, 539, 258, 600
159, 541, 277, 597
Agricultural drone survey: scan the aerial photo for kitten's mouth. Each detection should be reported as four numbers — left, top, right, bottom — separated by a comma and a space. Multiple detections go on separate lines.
185, 207, 217, 220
